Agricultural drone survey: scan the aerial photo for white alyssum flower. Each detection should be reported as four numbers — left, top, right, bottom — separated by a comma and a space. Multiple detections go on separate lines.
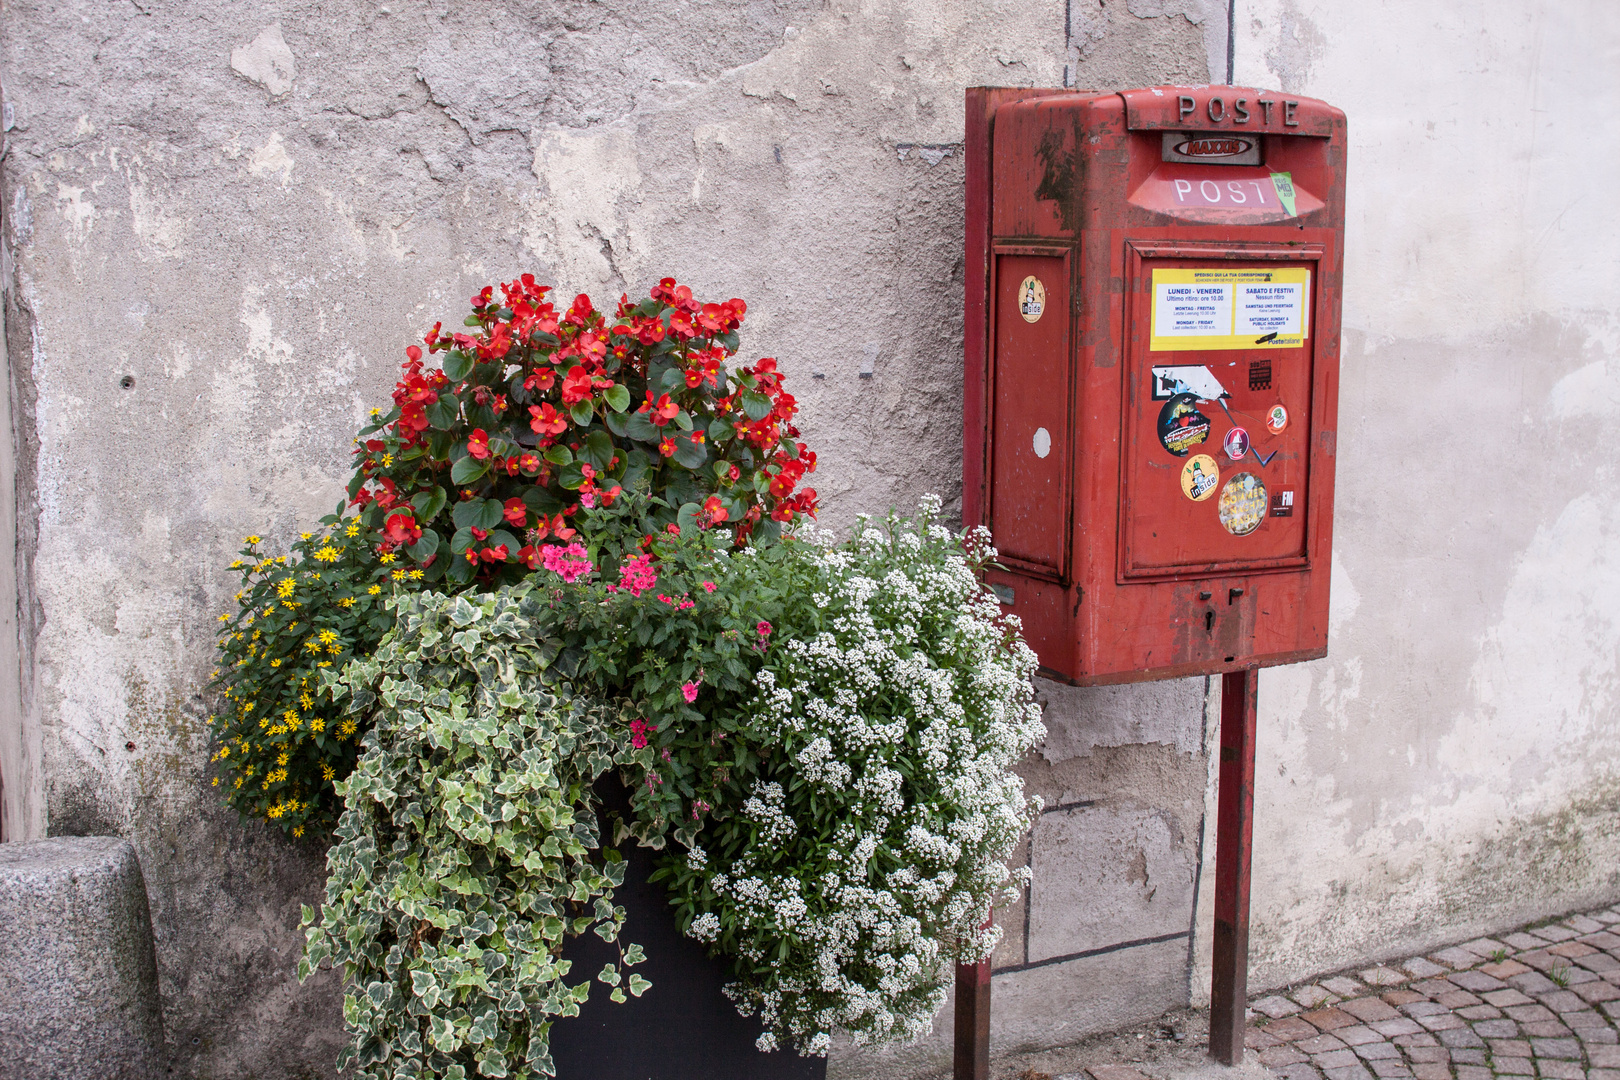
677, 499, 1044, 1058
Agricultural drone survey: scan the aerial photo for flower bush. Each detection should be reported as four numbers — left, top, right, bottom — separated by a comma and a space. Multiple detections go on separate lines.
301, 496, 1044, 1069
211, 275, 819, 835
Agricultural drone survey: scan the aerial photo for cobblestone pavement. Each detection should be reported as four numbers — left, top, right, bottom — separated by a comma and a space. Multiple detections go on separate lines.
1245, 903, 1620, 1080
982, 902, 1620, 1080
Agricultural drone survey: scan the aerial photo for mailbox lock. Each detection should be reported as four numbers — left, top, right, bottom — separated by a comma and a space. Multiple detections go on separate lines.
1198, 591, 1212, 601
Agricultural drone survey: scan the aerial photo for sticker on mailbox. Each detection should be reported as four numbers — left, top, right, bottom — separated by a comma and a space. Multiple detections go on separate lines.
1181, 454, 1220, 502
1158, 393, 1211, 457
1266, 404, 1288, 433
1018, 276, 1046, 323
1150, 267, 1310, 351
1223, 427, 1251, 461
1219, 473, 1268, 535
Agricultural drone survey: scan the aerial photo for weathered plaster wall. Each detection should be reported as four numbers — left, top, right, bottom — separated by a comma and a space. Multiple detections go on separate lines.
0, 0, 1217, 1076
1183, 0, 1620, 998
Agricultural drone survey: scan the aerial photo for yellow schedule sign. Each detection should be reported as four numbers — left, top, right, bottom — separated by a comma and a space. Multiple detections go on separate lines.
1150, 267, 1311, 351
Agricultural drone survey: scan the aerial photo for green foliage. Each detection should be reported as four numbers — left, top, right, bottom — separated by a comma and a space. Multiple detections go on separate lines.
207, 509, 408, 835
303, 587, 647, 1080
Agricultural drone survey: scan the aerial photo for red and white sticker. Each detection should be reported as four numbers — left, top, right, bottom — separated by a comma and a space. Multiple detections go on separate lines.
1266, 404, 1288, 433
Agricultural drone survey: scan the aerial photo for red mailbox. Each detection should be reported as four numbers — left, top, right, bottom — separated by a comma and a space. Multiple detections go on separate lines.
963, 85, 1345, 686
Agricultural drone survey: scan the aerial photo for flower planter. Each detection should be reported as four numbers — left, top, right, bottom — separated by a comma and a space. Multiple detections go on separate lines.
548, 779, 827, 1080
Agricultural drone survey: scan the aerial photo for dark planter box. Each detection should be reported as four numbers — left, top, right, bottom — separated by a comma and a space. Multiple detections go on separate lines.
548, 781, 827, 1080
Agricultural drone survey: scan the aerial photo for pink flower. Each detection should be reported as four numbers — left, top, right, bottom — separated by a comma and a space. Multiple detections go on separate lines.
756, 620, 773, 638
540, 542, 594, 583
630, 718, 656, 750
681, 681, 699, 703
701, 581, 716, 593
616, 554, 659, 598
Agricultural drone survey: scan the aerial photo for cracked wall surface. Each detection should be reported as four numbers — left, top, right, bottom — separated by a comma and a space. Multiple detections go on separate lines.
0, 0, 1216, 1076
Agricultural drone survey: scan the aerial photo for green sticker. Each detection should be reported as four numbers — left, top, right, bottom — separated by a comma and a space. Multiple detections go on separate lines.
1270, 171, 1298, 217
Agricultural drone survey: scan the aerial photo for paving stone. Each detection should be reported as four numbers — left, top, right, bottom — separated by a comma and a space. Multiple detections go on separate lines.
1355, 1042, 1402, 1061
1491, 1039, 1535, 1057
1592, 1070, 1620, 1080
1307, 1009, 1363, 1032
1419, 1014, 1466, 1032
1565, 969, 1601, 986
1438, 1028, 1486, 1049
1266, 1016, 1328, 1040
1416, 980, 1461, 997
1462, 938, 1509, 958
1405, 959, 1451, 979
1552, 943, 1602, 960
1437, 992, 1484, 1009
1474, 1019, 1521, 1038
1398, 1036, 1443, 1052
1602, 1001, 1620, 1021
1563, 1010, 1609, 1031
1592, 1048, 1620, 1069
1568, 917, 1607, 935
1485, 961, 1535, 980
1531, 926, 1581, 944
1582, 1030, 1620, 1047
1295, 986, 1343, 1009
1577, 954, 1620, 975
1300, 1034, 1351, 1054
1514, 973, 1563, 994
1257, 995, 1306, 1018
1600, 911, 1620, 925
1486, 990, 1539, 1007
1275, 1065, 1323, 1080
1371, 1019, 1425, 1037
1539, 991, 1591, 1014
1315, 1050, 1361, 1068
1365, 1060, 1411, 1079
1433, 948, 1484, 970
1385, 991, 1430, 1006
1324, 978, 1372, 998
1580, 933, 1620, 950
1338, 1026, 1385, 1046
1361, 968, 1410, 987
1249, 1026, 1285, 1049
1603, 972, 1620, 987
1506, 934, 1553, 950
1531, 1038, 1583, 1059
1408, 1064, 1450, 1080
1450, 1049, 1489, 1066
1494, 1058, 1536, 1076
1522, 952, 1567, 973
1261, 1045, 1311, 1067
1510, 1006, 1560, 1023
1533, 1060, 1585, 1080
1406, 1002, 1453, 1018
1453, 1066, 1493, 1080
1342, 998, 1405, 1023
1456, 1006, 1502, 1020
1323, 1065, 1374, 1080
1451, 971, 1509, 993
1522, 1022, 1576, 1038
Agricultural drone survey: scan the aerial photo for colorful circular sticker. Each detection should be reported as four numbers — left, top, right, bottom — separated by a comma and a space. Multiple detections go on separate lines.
1266, 404, 1288, 433
1018, 276, 1046, 323
1181, 454, 1220, 502
1219, 472, 1268, 535
1223, 426, 1250, 461
1158, 393, 1211, 457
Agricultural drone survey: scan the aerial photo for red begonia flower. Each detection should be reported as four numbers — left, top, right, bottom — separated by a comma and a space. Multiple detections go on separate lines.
466, 429, 491, 461
504, 498, 527, 527
561, 365, 594, 404
529, 402, 568, 436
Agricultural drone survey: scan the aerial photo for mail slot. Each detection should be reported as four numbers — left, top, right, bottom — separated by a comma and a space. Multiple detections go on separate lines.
963, 85, 1346, 684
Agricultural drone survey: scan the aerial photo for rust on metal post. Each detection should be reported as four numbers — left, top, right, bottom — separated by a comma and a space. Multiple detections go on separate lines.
954, 955, 991, 1080
1209, 666, 1259, 1064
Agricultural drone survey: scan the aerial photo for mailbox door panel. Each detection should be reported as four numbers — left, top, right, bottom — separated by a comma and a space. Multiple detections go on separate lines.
989, 250, 1072, 580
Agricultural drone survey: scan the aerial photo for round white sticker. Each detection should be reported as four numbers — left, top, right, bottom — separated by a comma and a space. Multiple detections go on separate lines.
1032, 427, 1051, 459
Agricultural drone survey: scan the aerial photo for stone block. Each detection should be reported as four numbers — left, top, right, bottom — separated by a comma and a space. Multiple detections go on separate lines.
1026, 805, 1194, 961
0, 837, 163, 1080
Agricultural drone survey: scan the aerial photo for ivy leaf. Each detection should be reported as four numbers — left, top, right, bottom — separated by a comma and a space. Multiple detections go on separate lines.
451, 456, 489, 486
603, 384, 631, 413
627, 973, 652, 997
442, 350, 475, 382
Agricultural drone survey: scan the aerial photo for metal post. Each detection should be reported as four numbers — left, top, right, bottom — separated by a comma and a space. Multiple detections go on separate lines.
954, 956, 991, 1080
1209, 666, 1259, 1065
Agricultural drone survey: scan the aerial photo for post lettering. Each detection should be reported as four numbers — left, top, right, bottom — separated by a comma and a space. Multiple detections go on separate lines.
1179, 95, 1197, 121
1174, 179, 1193, 202
1200, 180, 1221, 202
1258, 99, 1274, 125
1284, 100, 1299, 127
1207, 96, 1226, 122
1249, 180, 1270, 203
1226, 181, 1247, 203
1233, 98, 1250, 123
